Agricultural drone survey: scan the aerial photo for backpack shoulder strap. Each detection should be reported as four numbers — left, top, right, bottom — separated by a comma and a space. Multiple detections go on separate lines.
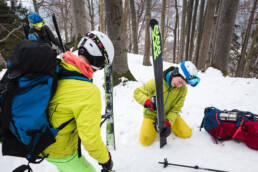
59, 68, 92, 82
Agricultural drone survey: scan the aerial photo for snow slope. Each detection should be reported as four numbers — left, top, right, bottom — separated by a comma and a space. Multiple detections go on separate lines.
1, 53, 258, 172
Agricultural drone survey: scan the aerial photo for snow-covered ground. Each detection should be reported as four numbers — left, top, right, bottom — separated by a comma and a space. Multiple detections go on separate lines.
1, 53, 258, 172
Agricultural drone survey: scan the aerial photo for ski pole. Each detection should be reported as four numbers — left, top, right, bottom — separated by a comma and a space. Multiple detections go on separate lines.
52, 13, 65, 53
159, 158, 229, 172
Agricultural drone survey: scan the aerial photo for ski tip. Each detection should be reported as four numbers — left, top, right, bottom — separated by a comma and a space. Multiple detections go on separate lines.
149, 19, 159, 28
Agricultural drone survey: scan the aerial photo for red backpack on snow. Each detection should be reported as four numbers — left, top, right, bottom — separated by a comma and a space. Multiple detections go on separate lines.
200, 107, 258, 150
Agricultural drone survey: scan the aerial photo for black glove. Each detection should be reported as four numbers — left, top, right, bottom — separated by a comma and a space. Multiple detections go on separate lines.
99, 152, 113, 172
154, 118, 171, 138
144, 96, 156, 111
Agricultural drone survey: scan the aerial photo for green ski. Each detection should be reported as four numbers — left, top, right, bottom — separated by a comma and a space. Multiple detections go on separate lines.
104, 64, 116, 150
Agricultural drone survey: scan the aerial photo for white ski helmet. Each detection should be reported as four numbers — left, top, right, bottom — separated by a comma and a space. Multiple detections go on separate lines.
178, 60, 200, 87
178, 61, 198, 79
78, 31, 114, 70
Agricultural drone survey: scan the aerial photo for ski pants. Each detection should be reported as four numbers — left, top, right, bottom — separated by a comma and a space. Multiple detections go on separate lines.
46, 152, 96, 172
139, 116, 192, 146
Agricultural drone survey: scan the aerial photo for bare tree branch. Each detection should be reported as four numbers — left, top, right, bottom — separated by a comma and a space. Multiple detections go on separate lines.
0, 24, 23, 43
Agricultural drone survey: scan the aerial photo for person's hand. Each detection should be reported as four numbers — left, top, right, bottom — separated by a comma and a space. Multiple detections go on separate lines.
99, 152, 113, 172
160, 120, 171, 137
144, 98, 156, 111
154, 118, 171, 137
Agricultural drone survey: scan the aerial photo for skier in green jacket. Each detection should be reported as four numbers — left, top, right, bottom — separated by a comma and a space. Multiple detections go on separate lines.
134, 61, 200, 146
43, 31, 114, 172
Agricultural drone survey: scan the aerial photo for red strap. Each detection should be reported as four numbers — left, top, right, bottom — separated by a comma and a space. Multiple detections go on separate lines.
216, 111, 220, 125
232, 119, 244, 139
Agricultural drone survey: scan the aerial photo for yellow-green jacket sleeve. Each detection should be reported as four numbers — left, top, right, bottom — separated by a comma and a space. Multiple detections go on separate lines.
133, 79, 156, 105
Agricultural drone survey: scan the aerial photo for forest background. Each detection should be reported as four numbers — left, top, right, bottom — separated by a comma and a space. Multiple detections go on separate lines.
0, 0, 257, 83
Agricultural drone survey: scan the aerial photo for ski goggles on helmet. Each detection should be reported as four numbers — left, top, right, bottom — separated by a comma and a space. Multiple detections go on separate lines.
32, 21, 44, 28
168, 67, 200, 87
185, 75, 200, 87
180, 61, 200, 87
85, 33, 109, 65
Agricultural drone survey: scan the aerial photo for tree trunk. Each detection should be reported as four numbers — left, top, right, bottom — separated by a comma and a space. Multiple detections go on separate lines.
124, 0, 130, 52
194, 0, 205, 65
32, 0, 39, 13
129, 0, 138, 54
99, 0, 105, 32
60, 0, 69, 42
184, 0, 194, 60
209, 0, 221, 68
71, 0, 88, 43
173, 0, 179, 63
212, 0, 239, 74
105, 0, 135, 84
189, 0, 199, 61
236, 0, 257, 77
10, 0, 16, 11
86, 0, 95, 30
161, 0, 166, 48
143, 0, 152, 66
128, 7, 133, 53
136, 0, 146, 43
198, 0, 218, 71
177, 6, 180, 63
179, 0, 187, 61
243, 15, 258, 78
